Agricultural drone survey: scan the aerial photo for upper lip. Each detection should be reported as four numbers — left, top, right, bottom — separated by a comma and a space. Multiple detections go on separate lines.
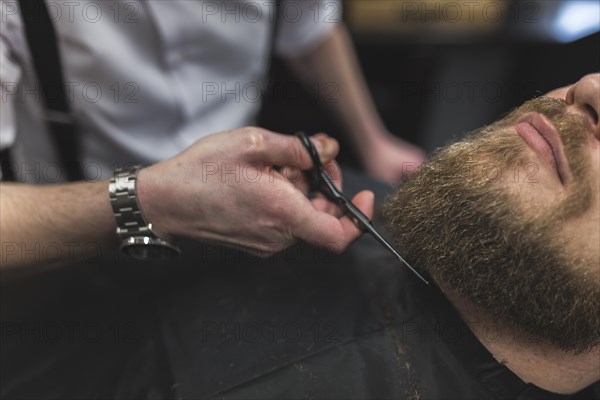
515, 112, 570, 184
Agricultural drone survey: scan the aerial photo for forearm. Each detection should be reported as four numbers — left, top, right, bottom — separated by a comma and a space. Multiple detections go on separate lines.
0, 180, 117, 270
0, 128, 373, 271
284, 23, 386, 149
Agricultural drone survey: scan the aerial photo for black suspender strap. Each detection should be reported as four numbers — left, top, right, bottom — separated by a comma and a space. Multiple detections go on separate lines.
258, 0, 280, 119
16, 0, 82, 181
0, 148, 15, 181
268, 0, 280, 63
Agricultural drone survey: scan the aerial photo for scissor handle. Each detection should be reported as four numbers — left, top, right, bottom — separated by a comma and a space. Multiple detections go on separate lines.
295, 131, 321, 189
293, 132, 346, 203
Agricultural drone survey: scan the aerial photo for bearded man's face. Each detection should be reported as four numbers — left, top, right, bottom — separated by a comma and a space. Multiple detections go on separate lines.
384, 75, 600, 353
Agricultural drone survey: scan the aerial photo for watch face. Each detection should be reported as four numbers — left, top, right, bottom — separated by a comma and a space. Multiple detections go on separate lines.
121, 237, 181, 260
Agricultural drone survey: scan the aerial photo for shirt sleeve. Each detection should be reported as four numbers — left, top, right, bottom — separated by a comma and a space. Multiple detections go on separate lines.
274, 0, 342, 58
0, 26, 21, 152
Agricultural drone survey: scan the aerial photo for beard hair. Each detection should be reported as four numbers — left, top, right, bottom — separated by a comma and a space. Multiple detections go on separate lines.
384, 97, 599, 353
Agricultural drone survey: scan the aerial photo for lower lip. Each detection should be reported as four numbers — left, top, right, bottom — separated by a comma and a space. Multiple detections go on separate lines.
515, 121, 560, 179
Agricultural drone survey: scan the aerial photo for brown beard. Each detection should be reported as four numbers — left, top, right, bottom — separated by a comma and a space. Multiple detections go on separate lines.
384, 97, 599, 353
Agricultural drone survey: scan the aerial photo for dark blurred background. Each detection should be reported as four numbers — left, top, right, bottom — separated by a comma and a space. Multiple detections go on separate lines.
259, 0, 600, 169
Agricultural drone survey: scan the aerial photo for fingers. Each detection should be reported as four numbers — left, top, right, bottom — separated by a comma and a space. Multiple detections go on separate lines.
281, 160, 343, 198
310, 194, 340, 217
311, 133, 340, 165
293, 190, 375, 253
248, 130, 339, 171
322, 160, 342, 190
278, 164, 311, 193
278, 150, 343, 201
245, 127, 372, 253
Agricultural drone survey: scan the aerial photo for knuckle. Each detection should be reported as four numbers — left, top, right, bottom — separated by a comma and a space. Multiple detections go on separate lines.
293, 144, 305, 169
242, 127, 267, 155
290, 138, 308, 169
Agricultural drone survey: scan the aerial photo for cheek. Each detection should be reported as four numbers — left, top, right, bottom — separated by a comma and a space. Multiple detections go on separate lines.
497, 158, 566, 214
587, 141, 600, 219
561, 209, 599, 276
560, 144, 600, 274
592, 142, 600, 191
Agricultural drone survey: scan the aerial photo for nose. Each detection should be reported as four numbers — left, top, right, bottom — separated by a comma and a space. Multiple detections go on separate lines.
566, 73, 600, 140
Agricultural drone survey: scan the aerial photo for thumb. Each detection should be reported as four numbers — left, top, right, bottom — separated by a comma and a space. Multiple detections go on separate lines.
349, 190, 375, 220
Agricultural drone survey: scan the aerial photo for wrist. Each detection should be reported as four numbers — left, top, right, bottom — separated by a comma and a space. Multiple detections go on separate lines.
135, 165, 174, 242
109, 165, 180, 259
358, 129, 388, 160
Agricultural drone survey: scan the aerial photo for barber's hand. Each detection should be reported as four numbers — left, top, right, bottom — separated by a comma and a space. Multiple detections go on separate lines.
362, 131, 426, 184
136, 127, 374, 255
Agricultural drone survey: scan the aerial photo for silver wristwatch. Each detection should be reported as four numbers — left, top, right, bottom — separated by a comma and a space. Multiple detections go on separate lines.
108, 166, 180, 260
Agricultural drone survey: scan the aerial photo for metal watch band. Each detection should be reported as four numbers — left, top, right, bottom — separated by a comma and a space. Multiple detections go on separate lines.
108, 166, 155, 240
108, 166, 180, 259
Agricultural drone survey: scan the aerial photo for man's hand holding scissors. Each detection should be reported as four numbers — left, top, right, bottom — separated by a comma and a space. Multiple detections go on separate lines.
137, 127, 375, 256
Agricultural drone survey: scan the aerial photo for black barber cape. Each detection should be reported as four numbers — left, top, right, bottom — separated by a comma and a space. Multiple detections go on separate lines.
2, 234, 598, 399
157, 234, 600, 400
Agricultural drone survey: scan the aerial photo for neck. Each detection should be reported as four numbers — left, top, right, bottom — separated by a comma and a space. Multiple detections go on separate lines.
442, 287, 600, 394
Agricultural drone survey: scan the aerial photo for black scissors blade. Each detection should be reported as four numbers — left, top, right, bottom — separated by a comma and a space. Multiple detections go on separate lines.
341, 200, 429, 285
294, 131, 430, 285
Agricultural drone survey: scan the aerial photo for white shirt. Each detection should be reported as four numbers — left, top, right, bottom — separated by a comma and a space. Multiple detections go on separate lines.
0, 0, 341, 182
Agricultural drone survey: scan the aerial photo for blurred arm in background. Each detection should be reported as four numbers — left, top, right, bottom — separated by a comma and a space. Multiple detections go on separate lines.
285, 23, 426, 184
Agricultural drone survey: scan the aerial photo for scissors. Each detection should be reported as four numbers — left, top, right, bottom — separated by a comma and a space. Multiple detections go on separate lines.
295, 131, 430, 285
